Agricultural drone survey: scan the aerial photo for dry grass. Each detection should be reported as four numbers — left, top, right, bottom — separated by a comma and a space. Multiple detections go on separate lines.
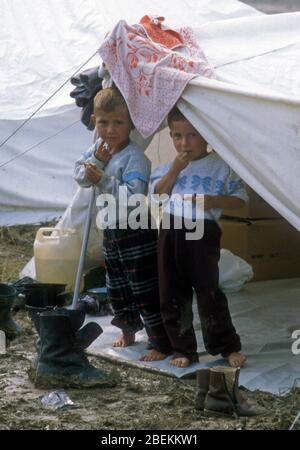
0, 223, 54, 283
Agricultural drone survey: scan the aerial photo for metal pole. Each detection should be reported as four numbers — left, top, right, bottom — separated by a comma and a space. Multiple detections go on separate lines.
289, 410, 300, 430
71, 186, 96, 309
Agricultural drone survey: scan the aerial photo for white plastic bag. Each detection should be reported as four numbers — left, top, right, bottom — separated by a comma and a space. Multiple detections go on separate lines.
219, 249, 253, 292
56, 186, 104, 269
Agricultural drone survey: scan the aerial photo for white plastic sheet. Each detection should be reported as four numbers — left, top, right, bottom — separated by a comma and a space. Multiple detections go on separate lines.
87, 278, 300, 393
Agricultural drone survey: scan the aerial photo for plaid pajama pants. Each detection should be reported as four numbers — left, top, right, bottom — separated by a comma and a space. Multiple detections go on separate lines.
103, 227, 171, 353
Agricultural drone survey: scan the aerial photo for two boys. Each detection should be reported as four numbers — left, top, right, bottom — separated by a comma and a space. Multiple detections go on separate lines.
75, 87, 247, 368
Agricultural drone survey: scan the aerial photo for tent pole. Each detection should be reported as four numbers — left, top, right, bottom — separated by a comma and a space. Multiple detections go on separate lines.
71, 186, 95, 310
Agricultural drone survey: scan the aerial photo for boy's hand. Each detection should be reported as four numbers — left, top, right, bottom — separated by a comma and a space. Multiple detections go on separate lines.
154, 152, 191, 196
171, 151, 190, 174
84, 163, 102, 184
94, 143, 111, 164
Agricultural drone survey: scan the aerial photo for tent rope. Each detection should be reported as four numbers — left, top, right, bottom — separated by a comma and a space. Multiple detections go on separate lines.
0, 49, 99, 150
0, 119, 80, 169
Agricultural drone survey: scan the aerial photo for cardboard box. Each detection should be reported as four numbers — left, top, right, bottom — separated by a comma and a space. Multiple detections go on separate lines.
222, 186, 281, 219
220, 218, 300, 281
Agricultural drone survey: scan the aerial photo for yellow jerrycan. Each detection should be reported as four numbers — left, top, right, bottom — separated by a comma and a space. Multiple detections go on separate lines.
34, 227, 83, 292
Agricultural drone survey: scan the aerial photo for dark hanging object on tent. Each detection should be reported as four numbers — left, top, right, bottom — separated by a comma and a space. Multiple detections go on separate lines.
70, 66, 103, 130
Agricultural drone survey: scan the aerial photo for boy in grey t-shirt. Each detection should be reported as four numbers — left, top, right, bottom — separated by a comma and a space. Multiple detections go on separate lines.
74, 87, 171, 361
150, 107, 248, 368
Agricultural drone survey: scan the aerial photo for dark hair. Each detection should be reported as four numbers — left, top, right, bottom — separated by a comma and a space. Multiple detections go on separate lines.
94, 86, 128, 115
167, 106, 188, 128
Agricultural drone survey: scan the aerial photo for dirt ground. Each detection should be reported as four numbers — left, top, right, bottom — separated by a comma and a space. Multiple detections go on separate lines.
1, 225, 300, 431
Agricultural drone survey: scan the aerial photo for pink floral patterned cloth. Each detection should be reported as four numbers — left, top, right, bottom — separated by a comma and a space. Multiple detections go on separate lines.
98, 18, 214, 138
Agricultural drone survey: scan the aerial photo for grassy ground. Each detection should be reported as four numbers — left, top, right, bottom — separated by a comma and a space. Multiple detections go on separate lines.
0, 225, 42, 283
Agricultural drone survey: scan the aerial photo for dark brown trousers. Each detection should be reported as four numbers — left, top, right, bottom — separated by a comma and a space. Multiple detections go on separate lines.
158, 217, 241, 362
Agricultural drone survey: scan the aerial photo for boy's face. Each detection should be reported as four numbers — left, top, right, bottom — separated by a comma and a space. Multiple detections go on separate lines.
170, 119, 208, 161
92, 107, 133, 153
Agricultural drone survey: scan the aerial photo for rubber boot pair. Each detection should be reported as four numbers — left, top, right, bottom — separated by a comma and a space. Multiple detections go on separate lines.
195, 367, 264, 417
0, 284, 22, 340
34, 309, 114, 388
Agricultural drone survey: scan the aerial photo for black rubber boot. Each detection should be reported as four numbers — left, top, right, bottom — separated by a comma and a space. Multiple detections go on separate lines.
42, 308, 103, 350
25, 283, 68, 343
27, 305, 102, 350
0, 284, 22, 339
23, 283, 68, 308
204, 366, 265, 417
26, 305, 53, 337
26, 283, 101, 355
25, 282, 68, 349
27, 306, 102, 381
27, 308, 103, 381
26, 304, 53, 381
34, 309, 113, 388
25, 286, 61, 358
195, 368, 210, 411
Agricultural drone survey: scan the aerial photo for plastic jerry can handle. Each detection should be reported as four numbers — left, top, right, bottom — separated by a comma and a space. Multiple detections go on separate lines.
35, 227, 63, 241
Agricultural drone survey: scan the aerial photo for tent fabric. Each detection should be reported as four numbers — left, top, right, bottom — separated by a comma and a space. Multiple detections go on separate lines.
179, 77, 300, 231
1, 0, 300, 230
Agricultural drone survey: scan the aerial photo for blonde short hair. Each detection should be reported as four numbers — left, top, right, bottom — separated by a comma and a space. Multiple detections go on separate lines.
93, 86, 128, 115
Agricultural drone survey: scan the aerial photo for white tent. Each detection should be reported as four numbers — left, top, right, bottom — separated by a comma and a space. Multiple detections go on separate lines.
1, 0, 300, 230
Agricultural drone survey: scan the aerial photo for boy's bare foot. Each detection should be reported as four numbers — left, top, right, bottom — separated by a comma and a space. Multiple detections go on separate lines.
112, 331, 135, 348
170, 356, 191, 368
139, 349, 169, 362
226, 352, 246, 368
